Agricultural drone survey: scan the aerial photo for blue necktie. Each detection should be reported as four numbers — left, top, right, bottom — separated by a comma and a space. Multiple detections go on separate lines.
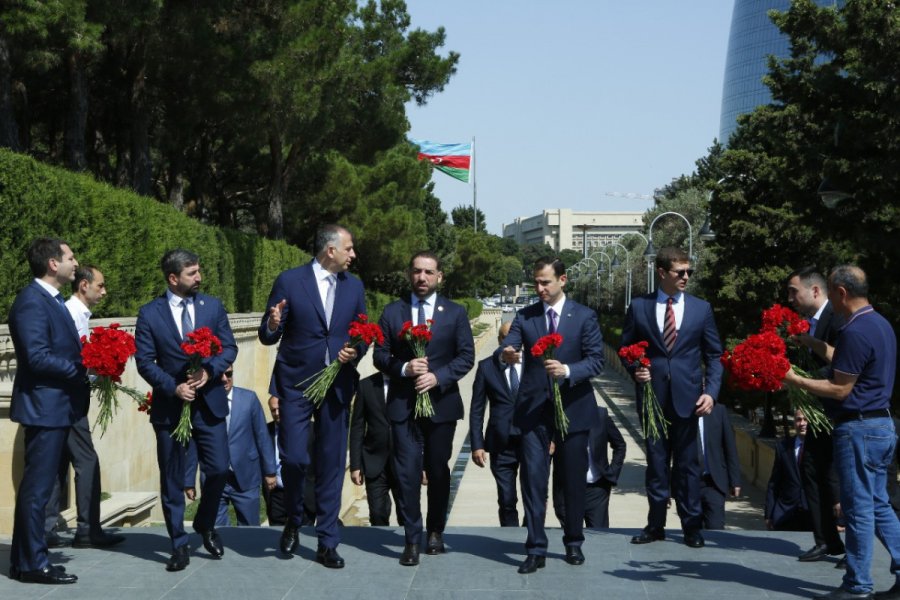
508, 365, 520, 397
547, 308, 557, 334
180, 298, 194, 340
808, 317, 818, 337
417, 300, 427, 326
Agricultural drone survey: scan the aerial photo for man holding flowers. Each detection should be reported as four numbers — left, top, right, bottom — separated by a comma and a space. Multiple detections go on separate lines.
135, 249, 237, 571
374, 251, 474, 566
500, 257, 604, 573
258, 224, 366, 568
621, 247, 723, 550
782, 265, 900, 600
8, 238, 87, 584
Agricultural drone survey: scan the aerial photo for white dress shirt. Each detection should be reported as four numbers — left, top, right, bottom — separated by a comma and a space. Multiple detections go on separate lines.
312, 259, 336, 309
166, 290, 196, 339
542, 295, 570, 379
402, 292, 437, 377
655, 289, 685, 334
65, 295, 92, 339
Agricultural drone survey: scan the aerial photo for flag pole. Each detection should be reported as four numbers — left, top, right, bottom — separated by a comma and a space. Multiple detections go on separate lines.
471, 136, 477, 233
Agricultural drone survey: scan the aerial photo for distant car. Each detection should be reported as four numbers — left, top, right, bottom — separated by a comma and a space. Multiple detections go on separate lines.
501, 304, 515, 313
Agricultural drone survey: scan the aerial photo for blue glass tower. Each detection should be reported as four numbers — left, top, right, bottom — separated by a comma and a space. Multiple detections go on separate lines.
719, 0, 841, 143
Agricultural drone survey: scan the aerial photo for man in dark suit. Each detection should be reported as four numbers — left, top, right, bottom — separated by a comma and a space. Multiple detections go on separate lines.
135, 249, 237, 571
500, 256, 604, 573
766, 408, 812, 532
374, 251, 475, 566
470, 321, 522, 527
185, 365, 277, 526
698, 403, 741, 530
552, 405, 626, 529
621, 246, 723, 549
349, 372, 404, 526
258, 224, 366, 568
8, 237, 86, 584
786, 267, 845, 561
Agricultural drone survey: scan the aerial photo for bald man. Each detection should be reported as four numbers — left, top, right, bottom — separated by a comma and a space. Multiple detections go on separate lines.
470, 322, 523, 526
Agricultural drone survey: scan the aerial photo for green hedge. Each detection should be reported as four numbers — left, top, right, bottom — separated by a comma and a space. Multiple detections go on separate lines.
456, 297, 483, 321
0, 150, 307, 318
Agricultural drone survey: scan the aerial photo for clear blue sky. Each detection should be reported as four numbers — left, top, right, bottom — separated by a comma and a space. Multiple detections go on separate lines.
404, 1, 734, 236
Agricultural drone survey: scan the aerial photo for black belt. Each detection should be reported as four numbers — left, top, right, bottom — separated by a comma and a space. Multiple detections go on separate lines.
833, 409, 891, 424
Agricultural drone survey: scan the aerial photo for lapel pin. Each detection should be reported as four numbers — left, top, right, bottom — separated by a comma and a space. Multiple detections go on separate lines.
566, 313, 571, 318
199, 300, 205, 306
438, 306, 444, 312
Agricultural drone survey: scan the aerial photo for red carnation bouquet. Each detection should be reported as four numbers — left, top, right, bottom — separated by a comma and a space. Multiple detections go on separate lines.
531, 333, 568, 437
297, 314, 384, 407
618, 341, 669, 442
722, 304, 830, 434
401, 320, 434, 418
80, 323, 146, 436
174, 327, 223, 444
138, 391, 153, 415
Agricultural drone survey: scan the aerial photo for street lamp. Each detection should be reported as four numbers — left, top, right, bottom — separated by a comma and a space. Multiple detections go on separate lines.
646, 211, 694, 293
618, 231, 651, 294
817, 177, 853, 209
603, 242, 632, 311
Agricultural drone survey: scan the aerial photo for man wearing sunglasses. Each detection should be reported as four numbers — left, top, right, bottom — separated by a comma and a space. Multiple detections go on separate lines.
185, 365, 277, 527
621, 246, 723, 549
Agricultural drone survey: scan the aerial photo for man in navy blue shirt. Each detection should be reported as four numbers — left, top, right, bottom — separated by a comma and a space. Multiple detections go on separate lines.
784, 265, 899, 600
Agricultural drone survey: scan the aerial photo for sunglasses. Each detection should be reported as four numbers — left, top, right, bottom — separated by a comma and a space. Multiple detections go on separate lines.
669, 269, 695, 278
224, 371, 234, 378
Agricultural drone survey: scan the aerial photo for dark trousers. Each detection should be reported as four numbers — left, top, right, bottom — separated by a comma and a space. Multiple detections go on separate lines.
645, 408, 702, 532
216, 473, 262, 526
490, 447, 520, 527
365, 460, 404, 526
553, 430, 590, 546
154, 403, 228, 551
44, 416, 102, 536
392, 418, 456, 545
279, 394, 349, 548
700, 475, 726, 530
553, 472, 612, 529
802, 430, 845, 552
11, 426, 69, 572
513, 426, 552, 555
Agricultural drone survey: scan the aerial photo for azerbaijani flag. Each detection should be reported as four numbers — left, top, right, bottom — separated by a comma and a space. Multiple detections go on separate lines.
410, 139, 472, 183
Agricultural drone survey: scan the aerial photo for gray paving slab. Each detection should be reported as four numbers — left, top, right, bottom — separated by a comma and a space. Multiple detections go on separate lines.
1, 525, 896, 599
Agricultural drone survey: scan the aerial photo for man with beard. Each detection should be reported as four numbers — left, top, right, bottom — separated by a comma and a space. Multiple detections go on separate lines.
785, 267, 845, 562
374, 251, 474, 566
135, 249, 237, 572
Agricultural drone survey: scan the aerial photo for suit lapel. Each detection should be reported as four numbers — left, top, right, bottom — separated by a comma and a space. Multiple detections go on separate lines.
157, 295, 182, 342
36, 283, 82, 343
301, 263, 327, 327
644, 296, 664, 347
491, 356, 514, 401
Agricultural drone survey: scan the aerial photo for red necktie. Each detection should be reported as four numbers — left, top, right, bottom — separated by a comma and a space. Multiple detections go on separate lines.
663, 297, 677, 351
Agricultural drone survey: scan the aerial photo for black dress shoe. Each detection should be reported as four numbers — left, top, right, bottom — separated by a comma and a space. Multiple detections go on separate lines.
565, 546, 585, 565
631, 527, 665, 544
814, 587, 874, 599
400, 543, 420, 566
683, 530, 705, 548
16, 565, 78, 584
836, 555, 848, 570
166, 545, 190, 572
425, 531, 445, 555
316, 546, 345, 569
799, 544, 830, 562
517, 554, 546, 574
197, 528, 224, 558
73, 531, 126, 548
280, 523, 299, 555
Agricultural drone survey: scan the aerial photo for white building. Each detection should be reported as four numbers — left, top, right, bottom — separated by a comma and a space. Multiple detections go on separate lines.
503, 209, 645, 253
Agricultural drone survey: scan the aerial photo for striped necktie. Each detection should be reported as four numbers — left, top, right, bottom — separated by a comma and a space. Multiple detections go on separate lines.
663, 297, 677, 351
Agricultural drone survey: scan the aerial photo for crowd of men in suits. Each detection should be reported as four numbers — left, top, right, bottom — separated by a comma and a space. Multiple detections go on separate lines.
6, 231, 898, 599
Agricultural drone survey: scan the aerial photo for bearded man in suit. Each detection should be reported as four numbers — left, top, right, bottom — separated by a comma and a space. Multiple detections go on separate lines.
374, 251, 475, 566
135, 249, 237, 571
